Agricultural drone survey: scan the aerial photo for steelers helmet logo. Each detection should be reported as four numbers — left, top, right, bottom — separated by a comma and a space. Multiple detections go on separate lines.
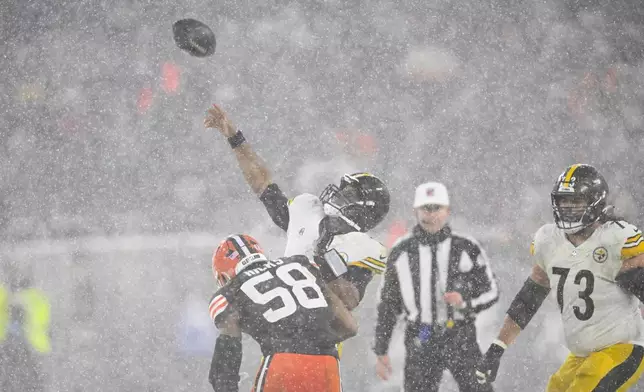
593, 247, 608, 263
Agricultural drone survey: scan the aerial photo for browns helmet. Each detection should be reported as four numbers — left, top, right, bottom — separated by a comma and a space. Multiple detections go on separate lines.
212, 234, 266, 286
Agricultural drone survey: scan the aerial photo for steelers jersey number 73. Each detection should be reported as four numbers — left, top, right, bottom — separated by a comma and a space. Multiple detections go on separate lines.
240, 263, 328, 323
552, 267, 595, 321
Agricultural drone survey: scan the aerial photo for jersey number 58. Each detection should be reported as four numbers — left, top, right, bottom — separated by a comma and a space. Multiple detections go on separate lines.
241, 263, 328, 323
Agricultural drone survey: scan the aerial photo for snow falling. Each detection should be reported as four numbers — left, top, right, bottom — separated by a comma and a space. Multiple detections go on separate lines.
1, 0, 643, 391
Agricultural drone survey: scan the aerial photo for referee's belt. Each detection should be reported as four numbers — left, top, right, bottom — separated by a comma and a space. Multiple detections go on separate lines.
406, 319, 473, 343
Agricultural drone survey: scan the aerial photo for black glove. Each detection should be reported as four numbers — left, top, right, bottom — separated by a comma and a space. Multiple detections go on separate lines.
475, 341, 506, 384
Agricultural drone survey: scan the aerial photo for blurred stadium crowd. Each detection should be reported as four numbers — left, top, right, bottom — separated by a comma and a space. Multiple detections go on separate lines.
0, 0, 643, 391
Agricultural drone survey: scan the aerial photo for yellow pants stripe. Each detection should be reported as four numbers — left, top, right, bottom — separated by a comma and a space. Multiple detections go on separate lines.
593, 345, 644, 391
547, 344, 644, 392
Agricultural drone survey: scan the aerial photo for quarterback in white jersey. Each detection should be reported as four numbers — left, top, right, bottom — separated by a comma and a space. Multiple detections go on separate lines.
205, 104, 390, 310
476, 164, 644, 391
283, 193, 387, 266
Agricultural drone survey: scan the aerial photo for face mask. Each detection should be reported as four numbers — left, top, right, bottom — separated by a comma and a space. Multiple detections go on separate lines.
323, 202, 339, 217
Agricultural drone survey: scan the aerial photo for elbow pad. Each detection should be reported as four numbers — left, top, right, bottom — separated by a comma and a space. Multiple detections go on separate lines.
507, 278, 550, 329
209, 335, 242, 391
616, 267, 644, 303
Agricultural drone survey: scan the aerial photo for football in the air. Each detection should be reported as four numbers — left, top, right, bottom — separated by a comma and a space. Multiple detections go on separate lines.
172, 18, 216, 57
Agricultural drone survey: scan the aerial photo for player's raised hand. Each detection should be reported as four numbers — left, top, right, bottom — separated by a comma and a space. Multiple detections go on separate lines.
204, 104, 236, 137
375, 355, 393, 381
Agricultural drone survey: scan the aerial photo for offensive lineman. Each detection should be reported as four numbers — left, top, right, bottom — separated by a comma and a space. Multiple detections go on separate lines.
476, 164, 644, 391
208, 234, 358, 392
204, 104, 390, 310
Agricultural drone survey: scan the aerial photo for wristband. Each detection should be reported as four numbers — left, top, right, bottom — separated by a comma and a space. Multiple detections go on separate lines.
492, 339, 508, 350
228, 130, 246, 148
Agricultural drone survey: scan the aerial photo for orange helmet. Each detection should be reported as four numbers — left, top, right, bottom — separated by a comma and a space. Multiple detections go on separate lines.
212, 234, 265, 286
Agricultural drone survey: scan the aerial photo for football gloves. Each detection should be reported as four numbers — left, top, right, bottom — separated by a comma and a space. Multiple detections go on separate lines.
475, 341, 506, 384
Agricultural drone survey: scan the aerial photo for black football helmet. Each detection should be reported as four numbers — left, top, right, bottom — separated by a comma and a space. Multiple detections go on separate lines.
319, 172, 390, 232
551, 164, 609, 234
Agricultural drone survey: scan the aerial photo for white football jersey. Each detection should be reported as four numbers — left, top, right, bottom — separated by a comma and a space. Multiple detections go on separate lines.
532, 221, 644, 357
283, 193, 387, 274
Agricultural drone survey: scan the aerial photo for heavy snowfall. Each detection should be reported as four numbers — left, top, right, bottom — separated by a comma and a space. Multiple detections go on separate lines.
1, 0, 643, 391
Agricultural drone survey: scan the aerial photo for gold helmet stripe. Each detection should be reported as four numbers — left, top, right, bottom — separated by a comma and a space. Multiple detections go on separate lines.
351, 172, 373, 178
563, 164, 581, 184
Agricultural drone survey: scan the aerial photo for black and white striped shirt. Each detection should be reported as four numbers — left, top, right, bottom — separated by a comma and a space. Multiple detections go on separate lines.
373, 225, 499, 355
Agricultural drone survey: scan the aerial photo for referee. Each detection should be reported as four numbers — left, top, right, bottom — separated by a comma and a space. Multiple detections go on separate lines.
373, 182, 499, 392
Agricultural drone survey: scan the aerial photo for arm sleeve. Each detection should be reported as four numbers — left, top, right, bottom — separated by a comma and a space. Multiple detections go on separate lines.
344, 265, 373, 302
208, 288, 235, 326
616, 267, 644, 302
506, 277, 550, 329
259, 183, 290, 232
466, 243, 500, 313
208, 334, 242, 392
373, 253, 403, 356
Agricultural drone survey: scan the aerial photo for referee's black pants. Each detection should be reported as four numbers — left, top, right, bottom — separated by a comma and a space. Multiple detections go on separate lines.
403, 321, 494, 392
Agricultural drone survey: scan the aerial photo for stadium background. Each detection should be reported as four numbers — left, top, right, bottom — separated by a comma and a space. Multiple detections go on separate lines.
1, 0, 643, 390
